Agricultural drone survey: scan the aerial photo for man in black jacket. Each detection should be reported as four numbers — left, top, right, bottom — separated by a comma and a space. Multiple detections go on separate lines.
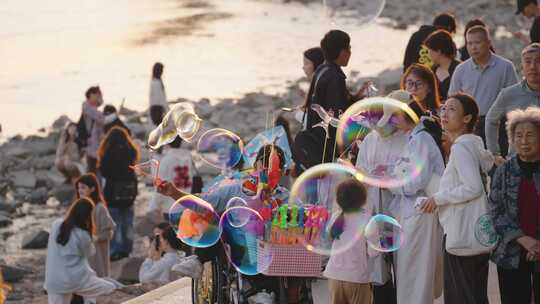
293, 30, 368, 169
403, 13, 457, 71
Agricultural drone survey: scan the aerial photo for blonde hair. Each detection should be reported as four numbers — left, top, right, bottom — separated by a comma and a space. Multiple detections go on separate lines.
0, 271, 11, 304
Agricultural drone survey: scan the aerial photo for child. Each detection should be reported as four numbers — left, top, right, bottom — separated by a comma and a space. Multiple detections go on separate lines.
323, 178, 373, 304
75, 173, 116, 278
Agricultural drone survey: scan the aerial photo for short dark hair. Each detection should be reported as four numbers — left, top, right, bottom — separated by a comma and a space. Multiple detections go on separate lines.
85, 86, 101, 99
320, 30, 350, 62
169, 136, 183, 149
424, 30, 457, 59
463, 18, 487, 40
103, 105, 117, 115
433, 13, 457, 33
255, 145, 285, 170
161, 226, 184, 251
446, 93, 479, 133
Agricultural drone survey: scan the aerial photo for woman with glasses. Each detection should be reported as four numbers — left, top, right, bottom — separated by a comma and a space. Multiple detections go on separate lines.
401, 63, 442, 115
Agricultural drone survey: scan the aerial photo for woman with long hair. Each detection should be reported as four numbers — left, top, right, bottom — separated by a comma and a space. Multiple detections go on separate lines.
75, 173, 116, 277
401, 63, 442, 115
422, 93, 493, 303
44, 198, 116, 303
423, 30, 461, 101
98, 126, 140, 261
149, 62, 169, 128
55, 122, 83, 183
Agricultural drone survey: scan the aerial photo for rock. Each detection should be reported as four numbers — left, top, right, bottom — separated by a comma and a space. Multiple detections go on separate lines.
46, 197, 60, 207
112, 257, 145, 283
10, 170, 37, 188
0, 264, 31, 283
0, 214, 13, 228
51, 115, 71, 130
46, 169, 66, 185
0, 200, 16, 213
25, 138, 57, 156
31, 155, 56, 170
29, 187, 49, 205
21, 230, 49, 249
50, 184, 75, 205
3, 145, 30, 158
126, 123, 146, 140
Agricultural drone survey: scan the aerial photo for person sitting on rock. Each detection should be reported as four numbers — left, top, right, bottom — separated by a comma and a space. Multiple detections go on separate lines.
55, 122, 84, 183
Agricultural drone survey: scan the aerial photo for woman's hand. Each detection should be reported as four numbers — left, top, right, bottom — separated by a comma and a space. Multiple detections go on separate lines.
517, 236, 540, 255
420, 197, 437, 213
354, 81, 373, 99
148, 239, 161, 261
494, 156, 506, 167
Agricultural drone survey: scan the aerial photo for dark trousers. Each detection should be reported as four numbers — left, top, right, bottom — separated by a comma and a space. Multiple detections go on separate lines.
443, 249, 489, 304
373, 254, 397, 304
498, 258, 540, 304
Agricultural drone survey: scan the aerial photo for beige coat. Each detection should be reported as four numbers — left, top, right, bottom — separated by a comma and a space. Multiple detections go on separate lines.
89, 203, 116, 277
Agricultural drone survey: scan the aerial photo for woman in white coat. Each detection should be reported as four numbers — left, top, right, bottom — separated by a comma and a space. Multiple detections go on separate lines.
149, 62, 169, 128
390, 98, 445, 304
44, 198, 116, 304
422, 93, 494, 303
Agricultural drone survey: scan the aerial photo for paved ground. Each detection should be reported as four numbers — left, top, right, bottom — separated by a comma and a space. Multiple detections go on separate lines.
132, 262, 502, 304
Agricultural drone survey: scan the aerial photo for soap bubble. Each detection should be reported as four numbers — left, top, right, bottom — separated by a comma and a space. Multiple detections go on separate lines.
197, 128, 244, 170
130, 159, 160, 185
225, 197, 250, 228
475, 214, 499, 247
220, 207, 271, 275
289, 163, 366, 255
169, 195, 221, 248
147, 103, 203, 150
324, 0, 385, 29
364, 214, 404, 252
337, 96, 426, 189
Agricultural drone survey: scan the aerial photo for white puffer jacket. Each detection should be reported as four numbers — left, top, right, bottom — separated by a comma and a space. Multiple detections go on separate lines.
434, 134, 495, 256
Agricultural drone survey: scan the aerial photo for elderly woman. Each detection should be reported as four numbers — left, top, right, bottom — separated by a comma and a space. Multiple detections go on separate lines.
489, 106, 540, 304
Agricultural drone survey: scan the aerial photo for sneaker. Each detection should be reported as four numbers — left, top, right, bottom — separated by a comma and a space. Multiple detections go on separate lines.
171, 255, 203, 279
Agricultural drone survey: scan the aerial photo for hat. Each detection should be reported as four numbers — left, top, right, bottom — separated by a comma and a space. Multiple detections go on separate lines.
377, 90, 413, 128
516, 0, 538, 15
522, 43, 540, 55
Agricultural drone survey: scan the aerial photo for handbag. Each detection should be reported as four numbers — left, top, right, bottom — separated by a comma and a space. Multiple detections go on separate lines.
368, 188, 393, 285
444, 144, 497, 256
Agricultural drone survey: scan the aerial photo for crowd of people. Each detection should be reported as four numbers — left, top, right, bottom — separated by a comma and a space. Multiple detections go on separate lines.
41, 3, 540, 304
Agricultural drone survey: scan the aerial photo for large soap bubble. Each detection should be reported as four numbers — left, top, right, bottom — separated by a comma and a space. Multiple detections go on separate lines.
169, 195, 221, 248
289, 163, 365, 255
197, 128, 244, 170
323, 0, 385, 29
220, 207, 271, 275
148, 103, 203, 150
337, 96, 426, 189
364, 214, 404, 252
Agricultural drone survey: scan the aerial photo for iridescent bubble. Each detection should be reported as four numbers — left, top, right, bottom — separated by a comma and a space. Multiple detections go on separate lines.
147, 103, 203, 150
364, 214, 404, 252
323, 0, 385, 29
130, 159, 160, 185
220, 207, 271, 275
169, 195, 222, 248
197, 128, 244, 170
289, 163, 365, 255
225, 197, 250, 228
337, 96, 425, 189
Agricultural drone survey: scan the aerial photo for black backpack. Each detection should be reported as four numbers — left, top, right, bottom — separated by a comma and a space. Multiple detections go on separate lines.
75, 113, 93, 149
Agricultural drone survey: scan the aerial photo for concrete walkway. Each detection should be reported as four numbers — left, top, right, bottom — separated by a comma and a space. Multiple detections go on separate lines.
128, 262, 502, 304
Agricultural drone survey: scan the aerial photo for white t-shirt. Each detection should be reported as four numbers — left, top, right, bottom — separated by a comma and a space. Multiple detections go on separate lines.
149, 148, 194, 214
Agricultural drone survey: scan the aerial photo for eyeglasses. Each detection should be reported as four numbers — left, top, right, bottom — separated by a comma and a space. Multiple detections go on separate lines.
406, 80, 425, 89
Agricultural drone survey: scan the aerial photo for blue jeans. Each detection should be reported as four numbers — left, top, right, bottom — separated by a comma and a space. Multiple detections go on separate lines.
109, 206, 134, 256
